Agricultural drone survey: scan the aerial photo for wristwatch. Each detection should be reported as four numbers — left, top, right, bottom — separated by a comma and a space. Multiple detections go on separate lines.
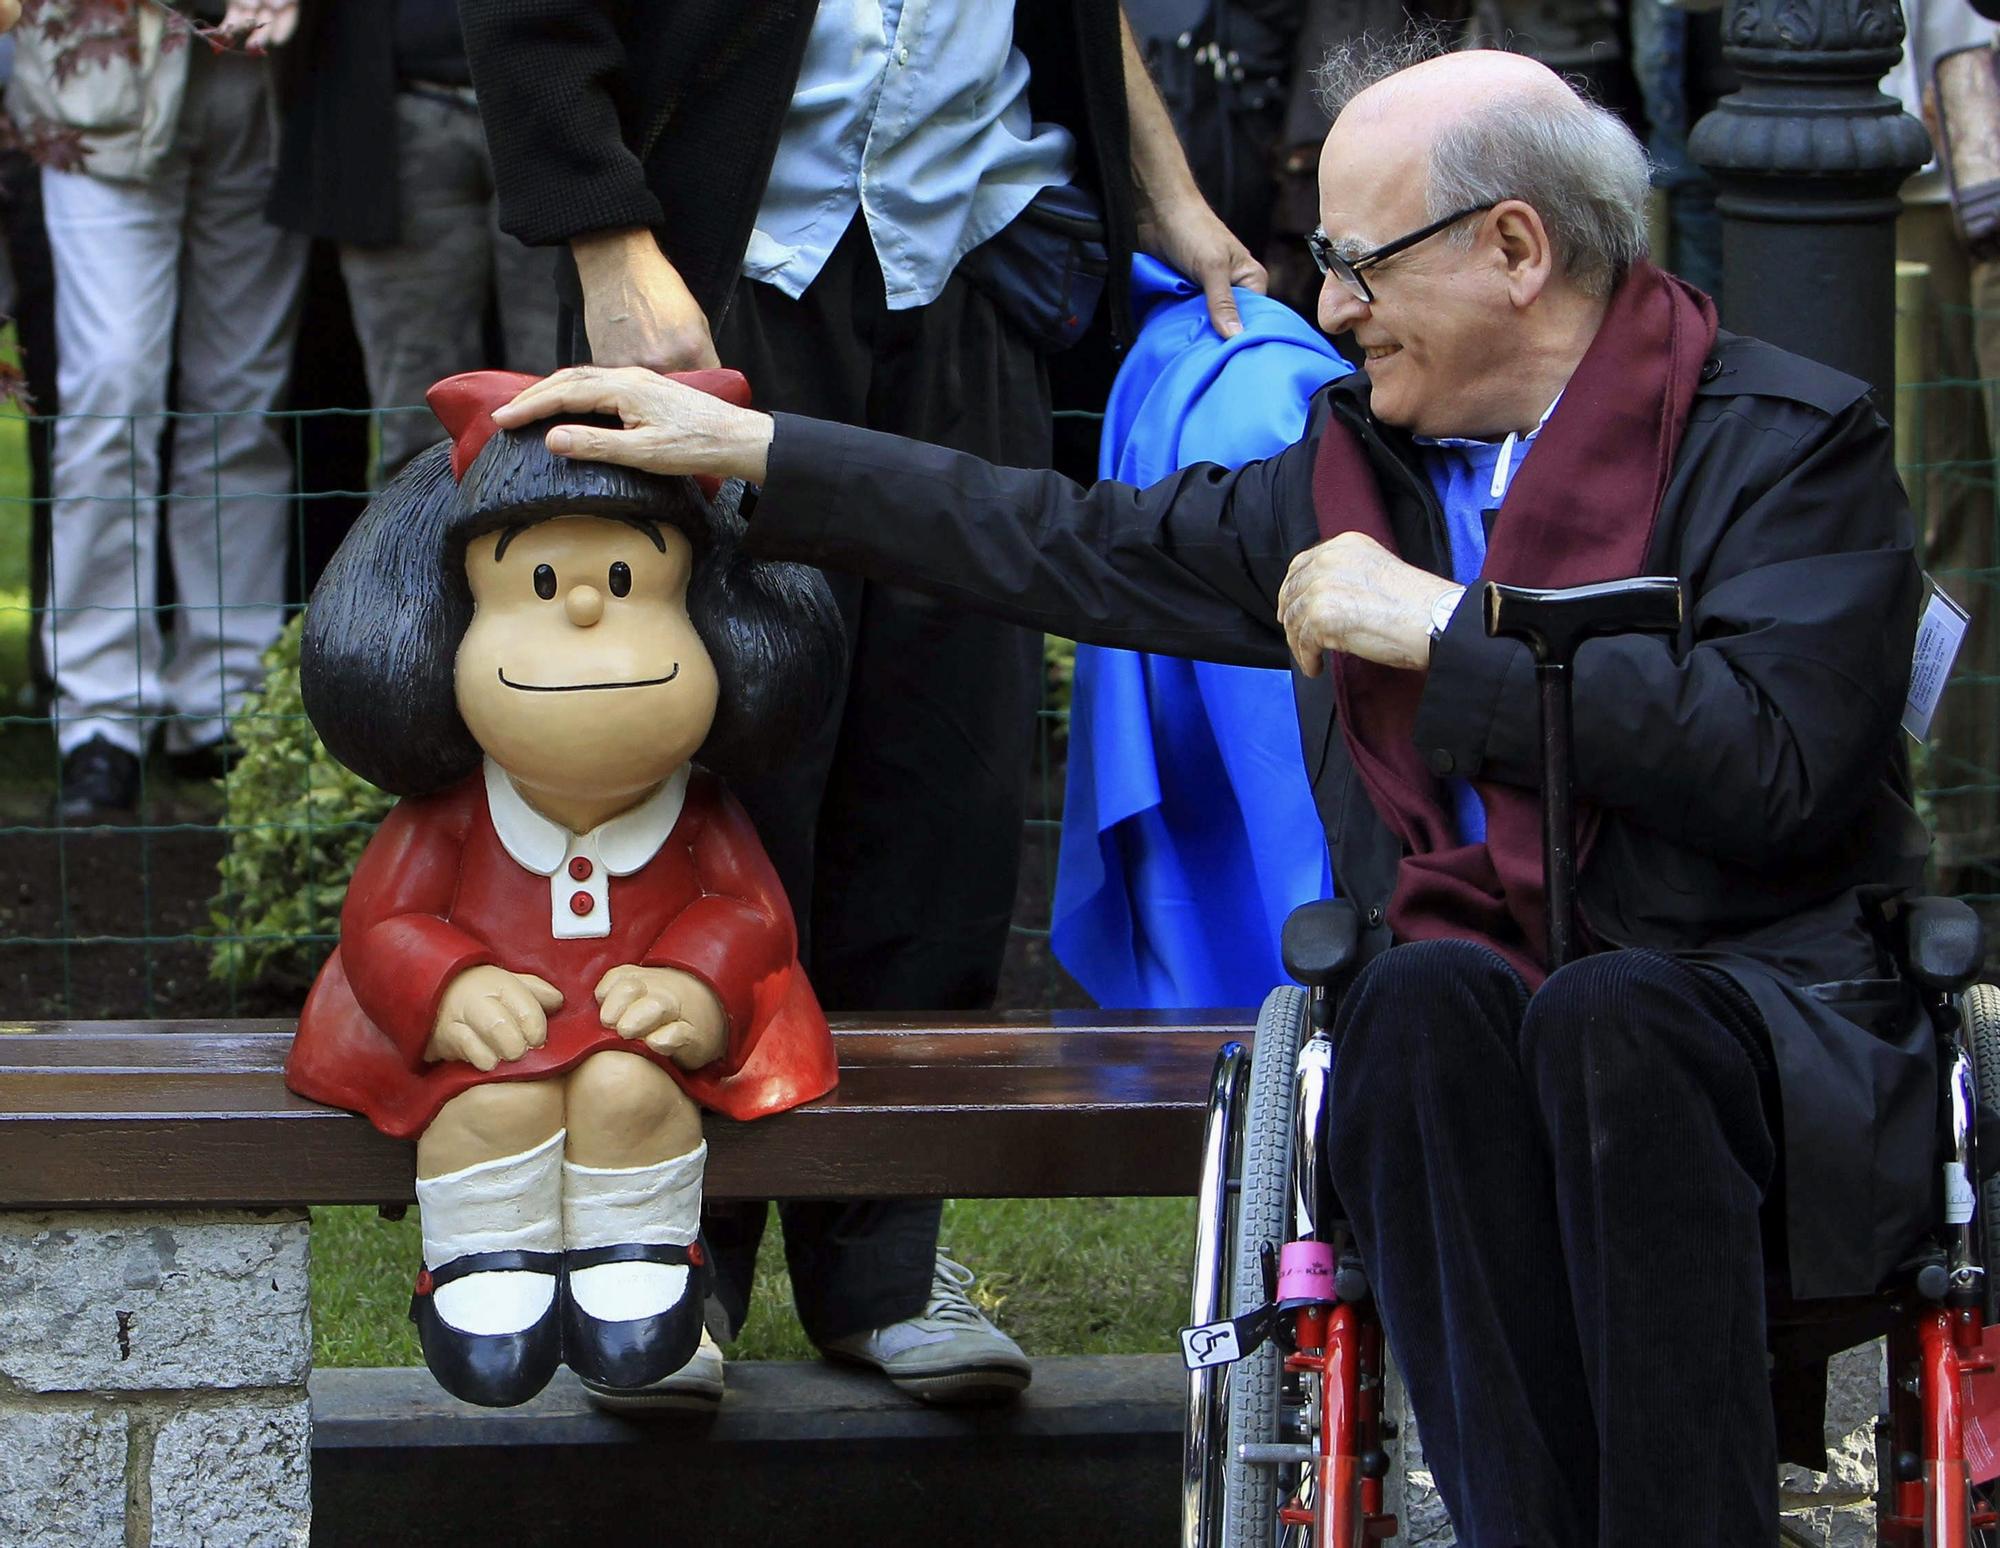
1426, 586, 1464, 662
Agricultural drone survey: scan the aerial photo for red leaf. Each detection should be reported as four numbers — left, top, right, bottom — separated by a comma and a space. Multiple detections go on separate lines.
49, 30, 140, 86
0, 357, 37, 415
6, 115, 91, 173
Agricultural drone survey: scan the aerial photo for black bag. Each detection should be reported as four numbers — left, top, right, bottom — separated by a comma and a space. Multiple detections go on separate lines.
1128, 0, 1297, 252
956, 180, 1110, 353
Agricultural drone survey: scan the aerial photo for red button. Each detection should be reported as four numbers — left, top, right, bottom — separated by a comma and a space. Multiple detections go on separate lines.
569, 856, 593, 881
569, 891, 593, 916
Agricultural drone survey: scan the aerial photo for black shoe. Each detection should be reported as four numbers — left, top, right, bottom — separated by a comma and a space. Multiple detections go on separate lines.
408, 1249, 564, 1409
562, 1240, 708, 1391
55, 736, 140, 825
165, 738, 237, 783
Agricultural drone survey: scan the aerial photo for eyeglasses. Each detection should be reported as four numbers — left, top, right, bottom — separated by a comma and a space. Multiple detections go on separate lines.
1307, 203, 1498, 305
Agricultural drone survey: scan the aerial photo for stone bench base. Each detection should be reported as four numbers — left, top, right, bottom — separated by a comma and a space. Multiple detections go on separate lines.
0, 1205, 1888, 1546
0, 1210, 312, 1548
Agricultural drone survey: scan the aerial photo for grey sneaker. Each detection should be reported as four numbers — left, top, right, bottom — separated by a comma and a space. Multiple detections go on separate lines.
580, 1326, 724, 1412
817, 1255, 1032, 1405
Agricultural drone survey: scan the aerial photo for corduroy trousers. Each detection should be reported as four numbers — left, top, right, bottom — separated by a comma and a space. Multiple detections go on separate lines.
1330, 939, 1781, 1548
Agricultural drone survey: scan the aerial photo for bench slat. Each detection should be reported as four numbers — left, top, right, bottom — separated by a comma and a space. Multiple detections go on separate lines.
0, 1017, 1249, 1209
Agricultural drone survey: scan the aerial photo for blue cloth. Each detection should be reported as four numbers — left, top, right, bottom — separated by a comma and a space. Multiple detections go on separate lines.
745, 0, 1074, 310
1051, 255, 1348, 1008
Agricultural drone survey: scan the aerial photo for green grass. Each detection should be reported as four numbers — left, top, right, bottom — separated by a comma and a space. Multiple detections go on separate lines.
311, 1196, 1196, 1367
0, 330, 36, 714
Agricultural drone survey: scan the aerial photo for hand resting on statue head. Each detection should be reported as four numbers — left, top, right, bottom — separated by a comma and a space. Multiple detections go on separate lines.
424, 965, 564, 1071
595, 964, 729, 1069
492, 366, 776, 485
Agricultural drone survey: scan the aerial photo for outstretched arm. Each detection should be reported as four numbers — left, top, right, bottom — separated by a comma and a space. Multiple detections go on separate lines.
491, 366, 1321, 666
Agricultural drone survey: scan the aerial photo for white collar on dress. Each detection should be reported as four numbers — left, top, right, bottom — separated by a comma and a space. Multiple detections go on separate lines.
482, 757, 692, 877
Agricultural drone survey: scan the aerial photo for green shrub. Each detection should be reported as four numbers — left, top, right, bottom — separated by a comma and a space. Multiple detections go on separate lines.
1042, 634, 1074, 747
207, 616, 393, 994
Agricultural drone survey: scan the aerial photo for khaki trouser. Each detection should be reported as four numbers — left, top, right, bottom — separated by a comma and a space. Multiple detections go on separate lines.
1899, 203, 2000, 891
40, 46, 304, 757
338, 88, 562, 483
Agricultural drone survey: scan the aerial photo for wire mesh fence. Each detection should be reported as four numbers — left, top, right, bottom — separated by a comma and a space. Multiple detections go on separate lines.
0, 401, 1084, 1020
1, 344, 1996, 1021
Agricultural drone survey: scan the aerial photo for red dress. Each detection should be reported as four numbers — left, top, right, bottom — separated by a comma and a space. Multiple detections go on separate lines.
287, 764, 836, 1140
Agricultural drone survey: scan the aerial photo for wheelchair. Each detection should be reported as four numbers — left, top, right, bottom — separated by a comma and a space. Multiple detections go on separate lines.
1180, 578, 2000, 1548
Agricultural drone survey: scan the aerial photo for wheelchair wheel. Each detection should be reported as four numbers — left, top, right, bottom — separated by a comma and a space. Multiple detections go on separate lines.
1220, 985, 1311, 1548
1968, 982, 2000, 1324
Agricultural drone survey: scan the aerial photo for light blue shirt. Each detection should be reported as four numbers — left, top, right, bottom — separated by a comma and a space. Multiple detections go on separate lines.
745, 0, 1077, 310
1414, 399, 1560, 845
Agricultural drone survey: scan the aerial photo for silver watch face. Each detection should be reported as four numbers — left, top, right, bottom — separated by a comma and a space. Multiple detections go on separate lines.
1431, 588, 1461, 637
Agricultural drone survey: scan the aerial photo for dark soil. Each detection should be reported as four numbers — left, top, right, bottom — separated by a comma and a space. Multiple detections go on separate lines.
0, 734, 1091, 1022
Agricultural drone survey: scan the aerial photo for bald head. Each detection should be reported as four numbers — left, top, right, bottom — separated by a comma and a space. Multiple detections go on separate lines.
1316, 43, 1652, 299
1344, 49, 1580, 135
1305, 42, 1651, 437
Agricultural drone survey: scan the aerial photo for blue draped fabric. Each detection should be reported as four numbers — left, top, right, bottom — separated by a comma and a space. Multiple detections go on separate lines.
1051, 255, 1351, 1007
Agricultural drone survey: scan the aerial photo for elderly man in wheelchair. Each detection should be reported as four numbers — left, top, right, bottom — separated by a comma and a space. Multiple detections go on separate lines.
483, 35, 1979, 1548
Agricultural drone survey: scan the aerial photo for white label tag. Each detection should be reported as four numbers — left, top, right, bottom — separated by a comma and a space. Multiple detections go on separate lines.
1904, 577, 1972, 743
1179, 1319, 1244, 1371
1947, 1160, 1977, 1226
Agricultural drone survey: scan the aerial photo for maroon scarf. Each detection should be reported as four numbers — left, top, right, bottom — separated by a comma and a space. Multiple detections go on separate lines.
1312, 261, 1717, 984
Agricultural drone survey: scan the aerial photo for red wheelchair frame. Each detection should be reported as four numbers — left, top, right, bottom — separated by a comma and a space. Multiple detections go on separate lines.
1180, 576, 2000, 1547
1183, 962, 2000, 1548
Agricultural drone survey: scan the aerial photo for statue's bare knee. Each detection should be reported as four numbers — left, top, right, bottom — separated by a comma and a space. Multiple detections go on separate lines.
418, 1079, 567, 1178
564, 1049, 702, 1167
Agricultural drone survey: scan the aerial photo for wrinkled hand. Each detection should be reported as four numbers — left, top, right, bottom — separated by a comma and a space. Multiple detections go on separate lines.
595, 965, 728, 1070
492, 364, 774, 482
1137, 193, 1268, 339
218, 0, 298, 49
1278, 532, 1461, 675
573, 230, 721, 374
424, 966, 564, 1071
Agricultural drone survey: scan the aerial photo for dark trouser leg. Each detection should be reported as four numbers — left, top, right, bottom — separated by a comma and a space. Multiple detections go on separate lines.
706, 216, 1047, 1343
1523, 950, 1777, 1548
1332, 940, 1779, 1548
1330, 940, 1599, 1547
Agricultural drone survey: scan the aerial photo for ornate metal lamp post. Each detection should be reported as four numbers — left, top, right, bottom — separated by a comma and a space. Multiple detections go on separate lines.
1689, 0, 1932, 416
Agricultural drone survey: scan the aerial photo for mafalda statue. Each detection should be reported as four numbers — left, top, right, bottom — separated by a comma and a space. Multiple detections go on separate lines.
287, 369, 843, 1409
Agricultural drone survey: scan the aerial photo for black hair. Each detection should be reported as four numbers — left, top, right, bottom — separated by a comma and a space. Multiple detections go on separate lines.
301, 421, 845, 798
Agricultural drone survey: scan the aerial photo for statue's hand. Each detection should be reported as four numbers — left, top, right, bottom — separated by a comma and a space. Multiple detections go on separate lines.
424, 966, 564, 1071
595, 965, 729, 1070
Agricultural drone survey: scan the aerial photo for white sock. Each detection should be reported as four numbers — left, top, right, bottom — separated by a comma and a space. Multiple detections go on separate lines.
562, 1141, 707, 1324
415, 1129, 564, 1337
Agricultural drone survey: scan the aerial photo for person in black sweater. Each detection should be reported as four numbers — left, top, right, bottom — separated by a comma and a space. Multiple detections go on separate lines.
456, 0, 1261, 1408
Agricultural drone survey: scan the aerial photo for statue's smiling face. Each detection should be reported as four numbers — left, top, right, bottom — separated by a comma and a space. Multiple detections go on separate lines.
455, 515, 719, 803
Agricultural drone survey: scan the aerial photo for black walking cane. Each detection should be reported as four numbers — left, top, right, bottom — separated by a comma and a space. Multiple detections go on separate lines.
1481, 577, 1684, 970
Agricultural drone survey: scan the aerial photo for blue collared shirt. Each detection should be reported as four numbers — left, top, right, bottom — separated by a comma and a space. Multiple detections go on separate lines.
746, 0, 1077, 310
1413, 398, 1560, 844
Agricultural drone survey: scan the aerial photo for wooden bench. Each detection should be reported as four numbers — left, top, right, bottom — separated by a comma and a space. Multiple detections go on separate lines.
0, 1011, 1248, 1547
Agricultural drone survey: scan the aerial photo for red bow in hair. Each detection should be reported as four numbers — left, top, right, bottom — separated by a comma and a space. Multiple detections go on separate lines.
425, 368, 755, 497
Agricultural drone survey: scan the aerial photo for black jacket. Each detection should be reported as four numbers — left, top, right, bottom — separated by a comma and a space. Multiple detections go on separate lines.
267, 0, 406, 246
454, 0, 1139, 341
745, 330, 1934, 1307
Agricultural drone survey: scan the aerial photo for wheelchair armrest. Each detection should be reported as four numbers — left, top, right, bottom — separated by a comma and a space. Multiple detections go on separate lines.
1282, 900, 1360, 992
1900, 895, 1986, 994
